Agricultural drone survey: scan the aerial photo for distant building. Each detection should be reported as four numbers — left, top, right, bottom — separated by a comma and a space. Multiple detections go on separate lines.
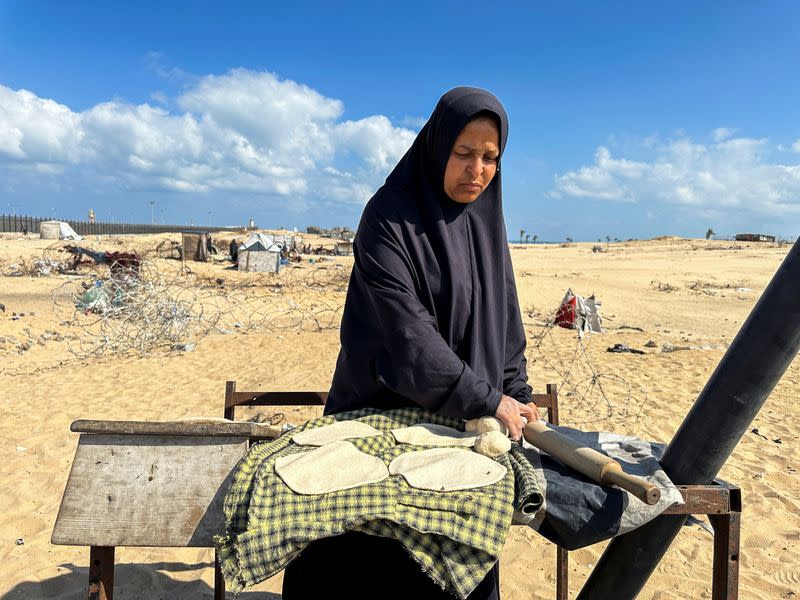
735, 233, 776, 243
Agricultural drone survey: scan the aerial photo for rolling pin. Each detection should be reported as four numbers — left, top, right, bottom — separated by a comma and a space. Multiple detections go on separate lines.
523, 420, 661, 505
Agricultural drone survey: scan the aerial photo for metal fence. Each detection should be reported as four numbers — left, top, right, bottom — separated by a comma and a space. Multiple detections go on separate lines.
0, 214, 244, 236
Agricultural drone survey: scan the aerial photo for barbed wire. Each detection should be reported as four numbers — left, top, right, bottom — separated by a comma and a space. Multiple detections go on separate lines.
51, 257, 348, 358
525, 307, 649, 430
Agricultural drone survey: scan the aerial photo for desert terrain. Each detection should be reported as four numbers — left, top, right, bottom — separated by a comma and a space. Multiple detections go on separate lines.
0, 232, 797, 599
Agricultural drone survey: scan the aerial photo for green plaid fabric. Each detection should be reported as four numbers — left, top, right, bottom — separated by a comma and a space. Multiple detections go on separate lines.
216, 407, 541, 599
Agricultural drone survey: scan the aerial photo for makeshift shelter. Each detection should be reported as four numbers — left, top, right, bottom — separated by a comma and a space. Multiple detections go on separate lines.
238, 234, 281, 273
554, 288, 603, 333
335, 239, 354, 256
40, 220, 82, 241
182, 232, 209, 262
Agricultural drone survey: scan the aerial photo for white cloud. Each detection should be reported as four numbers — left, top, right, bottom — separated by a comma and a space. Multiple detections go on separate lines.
793, 139, 800, 152
712, 127, 737, 142
554, 133, 800, 217
0, 70, 416, 207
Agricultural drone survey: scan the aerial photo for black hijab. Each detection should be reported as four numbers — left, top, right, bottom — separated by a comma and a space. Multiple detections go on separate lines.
326, 87, 531, 419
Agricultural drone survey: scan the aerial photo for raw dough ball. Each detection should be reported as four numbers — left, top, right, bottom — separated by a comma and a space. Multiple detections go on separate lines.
465, 419, 479, 432
473, 416, 508, 436
474, 431, 512, 458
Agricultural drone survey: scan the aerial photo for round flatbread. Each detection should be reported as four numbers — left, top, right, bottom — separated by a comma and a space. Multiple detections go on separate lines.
388, 447, 507, 491
391, 423, 479, 447
275, 440, 389, 495
291, 420, 382, 446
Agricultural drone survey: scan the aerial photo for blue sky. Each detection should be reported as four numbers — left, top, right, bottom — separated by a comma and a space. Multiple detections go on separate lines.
1, 1, 799, 240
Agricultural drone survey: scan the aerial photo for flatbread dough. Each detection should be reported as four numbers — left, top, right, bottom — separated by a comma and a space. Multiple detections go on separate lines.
291, 420, 382, 446
275, 440, 389, 495
388, 447, 507, 491
391, 423, 479, 447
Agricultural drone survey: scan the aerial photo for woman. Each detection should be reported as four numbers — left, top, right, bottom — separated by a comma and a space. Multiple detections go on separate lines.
283, 87, 535, 599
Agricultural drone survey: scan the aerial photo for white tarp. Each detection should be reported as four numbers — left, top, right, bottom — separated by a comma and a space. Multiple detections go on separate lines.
554, 288, 603, 333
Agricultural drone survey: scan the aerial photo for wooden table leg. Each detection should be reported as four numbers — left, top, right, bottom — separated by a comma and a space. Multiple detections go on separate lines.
709, 511, 740, 600
556, 546, 569, 600
215, 549, 225, 600
88, 546, 115, 600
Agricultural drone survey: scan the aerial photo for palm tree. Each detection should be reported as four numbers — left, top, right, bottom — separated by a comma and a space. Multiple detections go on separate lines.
519, 229, 525, 243
525, 234, 530, 244
532, 235, 538, 244
705, 228, 715, 240
566, 236, 573, 243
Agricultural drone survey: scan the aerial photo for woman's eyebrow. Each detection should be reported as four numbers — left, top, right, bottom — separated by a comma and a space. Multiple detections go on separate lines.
454, 144, 499, 154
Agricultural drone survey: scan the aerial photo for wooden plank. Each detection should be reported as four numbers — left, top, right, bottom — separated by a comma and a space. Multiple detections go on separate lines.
662, 485, 731, 515
52, 434, 246, 547
225, 390, 328, 407
71, 419, 282, 439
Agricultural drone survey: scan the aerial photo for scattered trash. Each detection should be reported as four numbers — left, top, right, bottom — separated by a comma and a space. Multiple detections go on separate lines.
751, 428, 768, 440
554, 289, 603, 333
606, 343, 645, 355
171, 343, 196, 353
16, 446, 26, 452
15, 538, 24, 545
773, 438, 782, 444
736, 287, 753, 292
644, 340, 657, 348
661, 342, 728, 353
0, 303, 5, 312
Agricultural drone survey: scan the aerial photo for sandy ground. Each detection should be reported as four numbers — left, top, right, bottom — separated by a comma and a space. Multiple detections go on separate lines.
0, 233, 797, 599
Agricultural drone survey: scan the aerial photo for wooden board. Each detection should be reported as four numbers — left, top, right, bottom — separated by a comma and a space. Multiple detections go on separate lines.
51, 434, 247, 547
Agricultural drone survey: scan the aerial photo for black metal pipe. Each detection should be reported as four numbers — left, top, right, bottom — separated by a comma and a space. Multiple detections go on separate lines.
578, 236, 800, 599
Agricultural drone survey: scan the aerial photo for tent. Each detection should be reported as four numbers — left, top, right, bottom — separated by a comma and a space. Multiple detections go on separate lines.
238, 234, 282, 273
554, 288, 603, 333
40, 220, 82, 241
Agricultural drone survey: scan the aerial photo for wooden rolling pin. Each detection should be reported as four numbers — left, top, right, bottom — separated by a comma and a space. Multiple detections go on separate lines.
523, 420, 661, 505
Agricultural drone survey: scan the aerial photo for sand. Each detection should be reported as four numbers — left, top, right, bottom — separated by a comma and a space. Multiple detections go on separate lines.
0, 233, 797, 599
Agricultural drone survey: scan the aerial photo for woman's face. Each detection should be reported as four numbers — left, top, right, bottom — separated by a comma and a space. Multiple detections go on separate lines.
443, 117, 500, 204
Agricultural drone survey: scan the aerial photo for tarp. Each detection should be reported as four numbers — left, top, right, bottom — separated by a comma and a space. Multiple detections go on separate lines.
59, 222, 81, 241
240, 233, 281, 253
513, 425, 683, 549
554, 288, 603, 333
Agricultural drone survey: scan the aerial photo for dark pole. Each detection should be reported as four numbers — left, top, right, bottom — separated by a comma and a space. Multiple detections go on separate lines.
578, 236, 800, 599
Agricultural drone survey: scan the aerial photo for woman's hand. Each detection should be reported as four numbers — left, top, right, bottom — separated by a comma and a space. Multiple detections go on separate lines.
494, 395, 538, 441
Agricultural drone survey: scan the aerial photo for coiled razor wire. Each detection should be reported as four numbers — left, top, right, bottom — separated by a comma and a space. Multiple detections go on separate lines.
525, 308, 649, 430
52, 259, 346, 358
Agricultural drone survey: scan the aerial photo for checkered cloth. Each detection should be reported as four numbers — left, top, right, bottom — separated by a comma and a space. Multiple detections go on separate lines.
216, 407, 542, 599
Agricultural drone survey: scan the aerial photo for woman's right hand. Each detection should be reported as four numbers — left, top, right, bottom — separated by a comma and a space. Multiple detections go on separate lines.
494, 395, 537, 441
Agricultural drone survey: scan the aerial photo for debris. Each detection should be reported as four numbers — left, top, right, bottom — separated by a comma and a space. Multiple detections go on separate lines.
171, 343, 196, 353
0, 303, 4, 312
751, 428, 768, 440
606, 343, 645, 355
773, 438, 782, 444
16, 446, 26, 452
15, 538, 24, 545
554, 288, 603, 333
611, 325, 645, 332
644, 340, 657, 348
